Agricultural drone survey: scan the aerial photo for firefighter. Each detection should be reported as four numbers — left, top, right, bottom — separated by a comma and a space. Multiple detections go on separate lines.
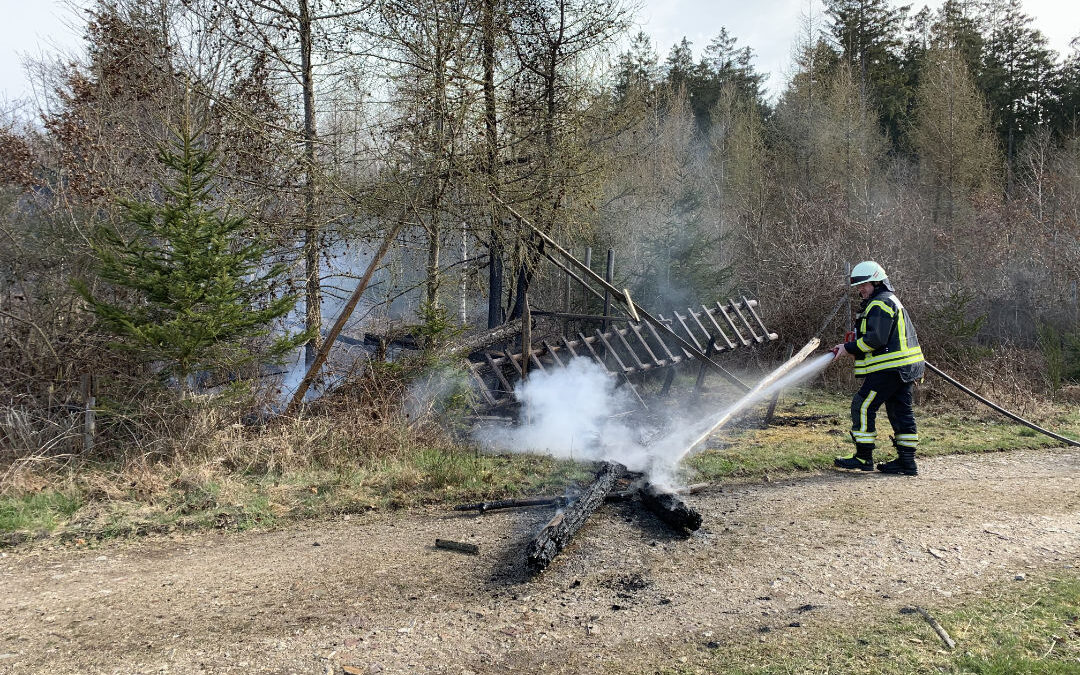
832, 261, 925, 475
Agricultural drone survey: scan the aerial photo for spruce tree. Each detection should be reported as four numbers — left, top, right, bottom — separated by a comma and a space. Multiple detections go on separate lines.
75, 122, 307, 391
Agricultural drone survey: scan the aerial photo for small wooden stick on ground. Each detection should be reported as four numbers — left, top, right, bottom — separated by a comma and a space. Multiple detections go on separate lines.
435, 539, 480, 555
914, 606, 956, 649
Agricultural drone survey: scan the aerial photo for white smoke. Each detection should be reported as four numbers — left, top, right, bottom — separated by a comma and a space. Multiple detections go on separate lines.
476, 351, 838, 488
475, 358, 654, 472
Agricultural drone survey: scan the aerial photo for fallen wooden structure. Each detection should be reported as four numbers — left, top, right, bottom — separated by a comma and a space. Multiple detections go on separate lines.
467, 297, 778, 409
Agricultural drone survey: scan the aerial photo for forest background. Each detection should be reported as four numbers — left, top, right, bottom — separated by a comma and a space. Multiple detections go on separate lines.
2, 0, 1080, 524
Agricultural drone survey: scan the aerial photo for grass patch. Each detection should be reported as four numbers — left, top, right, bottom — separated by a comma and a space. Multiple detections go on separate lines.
0, 490, 82, 533
657, 570, 1080, 674
687, 388, 1080, 482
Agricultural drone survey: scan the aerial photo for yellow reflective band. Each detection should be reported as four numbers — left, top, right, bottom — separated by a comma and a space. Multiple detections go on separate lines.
854, 353, 926, 375
866, 300, 896, 317
897, 306, 908, 348
856, 338, 872, 352
858, 390, 877, 432
857, 345, 924, 366
895, 434, 919, 440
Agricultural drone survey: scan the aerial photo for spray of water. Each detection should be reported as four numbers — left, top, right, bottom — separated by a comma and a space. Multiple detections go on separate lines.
476, 352, 838, 489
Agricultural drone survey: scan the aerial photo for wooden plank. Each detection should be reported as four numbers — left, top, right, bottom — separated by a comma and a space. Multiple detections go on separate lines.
645, 320, 679, 363
742, 295, 778, 341
702, 304, 736, 350
502, 349, 523, 377
530, 351, 547, 373
728, 298, 762, 342
577, 331, 612, 374
483, 352, 514, 394
688, 308, 718, 352
560, 335, 581, 359
673, 310, 704, 352
542, 340, 565, 367
628, 323, 665, 367
435, 539, 480, 555
595, 329, 631, 374
716, 301, 749, 346
466, 361, 498, 406
613, 325, 648, 371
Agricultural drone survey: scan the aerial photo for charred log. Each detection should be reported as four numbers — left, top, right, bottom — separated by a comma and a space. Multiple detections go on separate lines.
526, 461, 626, 574
638, 484, 703, 532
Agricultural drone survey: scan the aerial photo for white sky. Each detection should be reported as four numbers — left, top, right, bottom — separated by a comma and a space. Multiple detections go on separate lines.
1, 0, 1078, 108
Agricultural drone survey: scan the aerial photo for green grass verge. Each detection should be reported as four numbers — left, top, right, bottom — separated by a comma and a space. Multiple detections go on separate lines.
0, 446, 591, 541
0, 490, 82, 533
656, 569, 1080, 674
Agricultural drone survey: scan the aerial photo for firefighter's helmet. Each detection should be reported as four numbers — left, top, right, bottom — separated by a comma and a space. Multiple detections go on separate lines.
850, 261, 887, 286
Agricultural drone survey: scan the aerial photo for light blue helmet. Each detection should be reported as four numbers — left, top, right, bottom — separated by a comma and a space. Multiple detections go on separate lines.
850, 261, 887, 286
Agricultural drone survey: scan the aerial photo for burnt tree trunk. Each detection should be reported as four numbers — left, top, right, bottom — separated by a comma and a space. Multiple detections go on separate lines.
526, 461, 626, 574
639, 485, 703, 532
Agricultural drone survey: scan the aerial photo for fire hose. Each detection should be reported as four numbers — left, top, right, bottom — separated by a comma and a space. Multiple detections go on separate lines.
923, 361, 1080, 448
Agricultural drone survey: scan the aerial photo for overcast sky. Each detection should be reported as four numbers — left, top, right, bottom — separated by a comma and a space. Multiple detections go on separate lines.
1, 0, 1078, 109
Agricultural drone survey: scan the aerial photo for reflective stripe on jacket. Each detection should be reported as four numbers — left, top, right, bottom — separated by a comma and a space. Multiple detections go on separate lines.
845, 287, 925, 381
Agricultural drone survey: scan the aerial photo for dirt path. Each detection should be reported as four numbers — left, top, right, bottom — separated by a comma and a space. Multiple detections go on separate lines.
2, 448, 1078, 675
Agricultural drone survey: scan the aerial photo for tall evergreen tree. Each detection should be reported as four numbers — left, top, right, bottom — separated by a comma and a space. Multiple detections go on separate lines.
825, 0, 912, 146
75, 122, 307, 390
1049, 37, 1080, 136
614, 31, 660, 101
979, 0, 1056, 181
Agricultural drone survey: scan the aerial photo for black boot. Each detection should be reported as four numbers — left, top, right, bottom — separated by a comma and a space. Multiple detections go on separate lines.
877, 448, 918, 475
834, 443, 875, 471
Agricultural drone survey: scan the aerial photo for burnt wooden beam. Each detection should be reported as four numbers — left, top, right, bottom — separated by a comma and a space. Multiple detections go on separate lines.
442, 318, 523, 356
638, 485, 703, 532
526, 461, 627, 574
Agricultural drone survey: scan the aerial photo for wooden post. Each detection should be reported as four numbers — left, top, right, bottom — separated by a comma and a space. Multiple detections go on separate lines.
520, 291, 531, 382
80, 374, 96, 454
563, 262, 571, 339
582, 247, 592, 309
692, 338, 717, 398
762, 344, 795, 427
602, 248, 614, 335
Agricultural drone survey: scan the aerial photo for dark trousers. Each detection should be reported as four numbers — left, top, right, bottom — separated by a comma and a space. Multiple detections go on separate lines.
850, 370, 918, 451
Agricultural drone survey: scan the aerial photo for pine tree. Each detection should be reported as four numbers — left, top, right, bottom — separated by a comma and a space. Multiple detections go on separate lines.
825, 0, 911, 146
75, 122, 308, 390
979, 0, 1056, 179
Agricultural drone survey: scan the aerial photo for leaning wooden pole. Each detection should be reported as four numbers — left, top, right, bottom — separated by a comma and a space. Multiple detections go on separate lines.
526, 461, 626, 574
491, 195, 750, 391
284, 220, 405, 417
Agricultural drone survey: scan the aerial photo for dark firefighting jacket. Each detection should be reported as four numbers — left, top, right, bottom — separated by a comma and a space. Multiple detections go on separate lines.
844, 286, 925, 382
